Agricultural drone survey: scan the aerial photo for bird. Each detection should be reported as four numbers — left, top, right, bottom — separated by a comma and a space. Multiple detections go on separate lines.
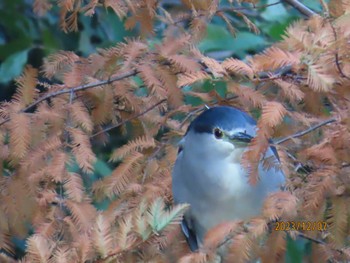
171, 106, 285, 251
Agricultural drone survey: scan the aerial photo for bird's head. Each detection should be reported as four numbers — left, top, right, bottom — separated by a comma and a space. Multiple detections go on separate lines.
181, 106, 256, 160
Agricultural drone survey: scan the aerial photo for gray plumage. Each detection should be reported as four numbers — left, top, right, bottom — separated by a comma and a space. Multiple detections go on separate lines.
172, 106, 285, 251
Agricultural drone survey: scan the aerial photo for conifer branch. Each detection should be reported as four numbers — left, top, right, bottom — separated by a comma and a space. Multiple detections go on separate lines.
296, 231, 344, 255
3, 2, 350, 262
342, 163, 350, 168
214, 222, 343, 260
329, 21, 350, 80
94, 237, 146, 263
28, 69, 137, 111
275, 118, 336, 144
296, 231, 325, 245
178, 95, 239, 129
218, 1, 282, 13
282, 0, 316, 17
257, 65, 293, 80
0, 63, 298, 129
0, 69, 138, 127
174, 1, 283, 25
179, 106, 207, 129
90, 99, 167, 138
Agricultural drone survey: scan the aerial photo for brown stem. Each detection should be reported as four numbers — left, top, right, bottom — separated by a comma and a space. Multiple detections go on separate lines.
282, 0, 316, 17
218, 1, 282, 13
329, 20, 350, 80
275, 118, 336, 144
174, 1, 283, 25
0, 69, 138, 126
90, 99, 167, 138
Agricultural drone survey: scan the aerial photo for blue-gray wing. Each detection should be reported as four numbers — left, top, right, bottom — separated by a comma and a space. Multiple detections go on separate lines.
181, 219, 199, 251
269, 139, 280, 162
262, 142, 286, 190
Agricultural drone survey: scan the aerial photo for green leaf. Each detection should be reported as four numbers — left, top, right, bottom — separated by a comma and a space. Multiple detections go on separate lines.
199, 24, 266, 58
0, 49, 29, 83
99, 10, 132, 43
148, 198, 189, 233
261, 0, 289, 22
268, 23, 289, 41
302, 0, 323, 12
198, 24, 233, 53
136, 200, 152, 240
94, 158, 112, 177
285, 235, 311, 263
42, 29, 61, 53
202, 80, 227, 97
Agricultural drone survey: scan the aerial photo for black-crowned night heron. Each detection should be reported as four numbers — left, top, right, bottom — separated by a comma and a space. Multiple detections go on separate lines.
172, 106, 285, 251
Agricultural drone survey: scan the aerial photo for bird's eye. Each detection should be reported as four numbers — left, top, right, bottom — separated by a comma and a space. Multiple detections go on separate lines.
214, 128, 223, 139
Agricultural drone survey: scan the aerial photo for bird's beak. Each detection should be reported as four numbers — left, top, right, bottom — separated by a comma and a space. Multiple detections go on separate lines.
227, 132, 253, 147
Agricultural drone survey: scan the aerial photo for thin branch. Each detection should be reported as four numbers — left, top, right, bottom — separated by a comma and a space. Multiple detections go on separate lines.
28, 69, 137, 111
179, 106, 207, 129
279, 223, 344, 257
296, 231, 325, 245
173, 1, 282, 25
94, 249, 123, 263
257, 65, 293, 79
90, 99, 167, 138
94, 237, 146, 263
329, 20, 350, 80
296, 231, 344, 256
0, 60, 298, 129
177, 94, 240, 130
218, 1, 282, 13
69, 89, 75, 104
275, 118, 336, 144
0, 69, 138, 127
342, 163, 350, 168
282, 0, 316, 18
212, 220, 345, 261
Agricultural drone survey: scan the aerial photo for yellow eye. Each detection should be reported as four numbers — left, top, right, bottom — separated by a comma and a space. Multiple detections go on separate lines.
214, 128, 223, 139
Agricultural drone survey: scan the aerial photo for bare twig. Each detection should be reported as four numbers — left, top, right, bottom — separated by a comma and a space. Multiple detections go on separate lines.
27, 69, 137, 111
179, 106, 207, 129
329, 20, 350, 80
0, 69, 138, 127
94, 237, 147, 263
0, 60, 300, 130
218, 1, 282, 13
177, 95, 241, 130
173, 1, 282, 25
275, 118, 336, 144
282, 0, 316, 18
69, 89, 75, 104
342, 163, 350, 168
296, 231, 325, 245
90, 99, 167, 138
94, 249, 123, 263
296, 231, 344, 256
258, 65, 293, 80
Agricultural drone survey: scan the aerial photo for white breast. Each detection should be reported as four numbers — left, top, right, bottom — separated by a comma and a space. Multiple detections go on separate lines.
172, 131, 285, 241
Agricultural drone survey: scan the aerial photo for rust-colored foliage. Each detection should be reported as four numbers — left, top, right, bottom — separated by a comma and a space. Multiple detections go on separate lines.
1, 0, 350, 262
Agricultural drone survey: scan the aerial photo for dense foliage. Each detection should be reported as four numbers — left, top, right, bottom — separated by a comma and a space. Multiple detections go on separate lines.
0, 0, 350, 262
